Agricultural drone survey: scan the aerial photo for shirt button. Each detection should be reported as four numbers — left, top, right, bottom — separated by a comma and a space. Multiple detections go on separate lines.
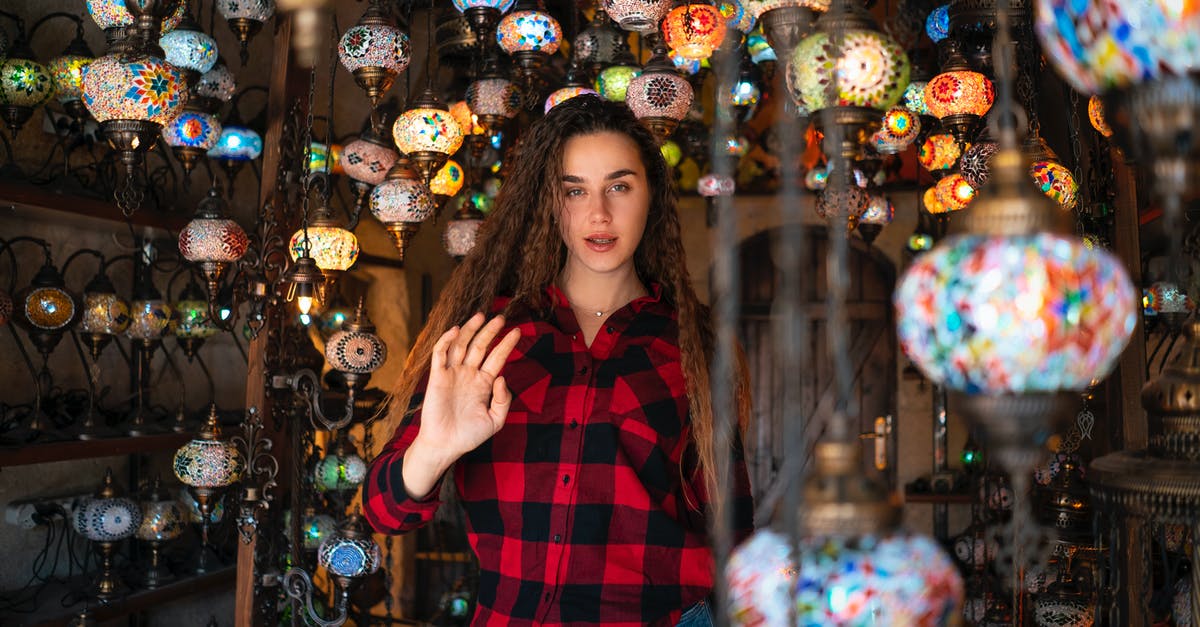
578, 365, 588, 375
544, 593, 551, 601
553, 534, 562, 543
562, 474, 571, 485
606, 326, 615, 334
569, 420, 579, 429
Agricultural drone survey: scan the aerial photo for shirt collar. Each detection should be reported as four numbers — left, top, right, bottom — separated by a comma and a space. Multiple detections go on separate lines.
545, 282, 664, 311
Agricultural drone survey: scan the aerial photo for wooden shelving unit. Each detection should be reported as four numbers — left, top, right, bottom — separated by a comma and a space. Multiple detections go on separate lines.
0, 432, 194, 468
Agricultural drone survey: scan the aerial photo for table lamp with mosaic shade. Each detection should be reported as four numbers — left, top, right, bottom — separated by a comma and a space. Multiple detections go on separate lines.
0, 24, 56, 135
74, 468, 143, 601
136, 475, 184, 589
174, 403, 244, 572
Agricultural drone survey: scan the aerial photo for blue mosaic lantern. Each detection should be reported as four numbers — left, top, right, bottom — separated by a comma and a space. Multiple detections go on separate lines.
318, 514, 382, 582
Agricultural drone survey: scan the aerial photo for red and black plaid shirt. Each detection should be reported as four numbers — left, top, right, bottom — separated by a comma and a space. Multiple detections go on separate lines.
363, 285, 754, 626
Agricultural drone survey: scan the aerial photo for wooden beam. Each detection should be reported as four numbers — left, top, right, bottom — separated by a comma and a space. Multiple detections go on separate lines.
0, 180, 188, 232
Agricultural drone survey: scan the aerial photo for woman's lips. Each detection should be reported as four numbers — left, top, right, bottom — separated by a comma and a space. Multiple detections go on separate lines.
585, 235, 616, 252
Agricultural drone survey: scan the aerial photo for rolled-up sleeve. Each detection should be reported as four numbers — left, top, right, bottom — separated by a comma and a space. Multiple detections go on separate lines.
362, 388, 446, 535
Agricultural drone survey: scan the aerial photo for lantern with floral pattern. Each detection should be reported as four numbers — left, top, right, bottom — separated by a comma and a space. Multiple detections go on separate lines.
338, 2, 411, 106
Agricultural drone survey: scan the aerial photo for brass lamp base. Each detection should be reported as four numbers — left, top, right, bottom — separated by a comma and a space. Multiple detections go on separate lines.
228, 18, 263, 65
940, 112, 982, 146
0, 104, 33, 134
408, 151, 448, 186
353, 66, 397, 109
952, 391, 1079, 474
814, 106, 881, 161
759, 6, 815, 55
384, 222, 421, 262
464, 7, 502, 42
172, 145, 205, 177
100, 119, 160, 168
640, 117, 679, 145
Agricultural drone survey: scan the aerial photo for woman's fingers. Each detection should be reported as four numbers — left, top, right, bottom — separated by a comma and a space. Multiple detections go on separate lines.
464, 315, 507, 368
481, 328, 521, 377
447, 312, 485, 365
431, 326, 459, 370
488, 376, 511, 428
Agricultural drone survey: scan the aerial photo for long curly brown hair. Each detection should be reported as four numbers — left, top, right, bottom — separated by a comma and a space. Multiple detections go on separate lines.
376, 95, 750, 515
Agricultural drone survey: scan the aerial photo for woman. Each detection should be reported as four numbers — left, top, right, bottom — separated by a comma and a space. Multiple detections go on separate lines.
363, 95, 753, 627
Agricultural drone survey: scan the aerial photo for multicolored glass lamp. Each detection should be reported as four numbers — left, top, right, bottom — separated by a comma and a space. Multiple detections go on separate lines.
444, 199, 486, 260
208, 114, 263, 188
871, 106, 921, 154
319, 514, 383, 587
662, 3, 728, 61
815, 173, 870, 231
744, 0, 827, 55
289, 202, 359, 305
574, 9, 625, 78
339, 0, 411, 108
86, 0, 188, 44
431, 159, 465, 209
48, 24, 96, 124
496, 0, 562, 84
16, 257, 79, 358
159, 8, 219, 87
175, 404, 243, 570
78, 267, 130, 362
217, 0, 275, 65
0, 33, 56, 134
325, 299, 388, 391
626, 38, 694, 143
341, 126, 399, 216
452, 0, 516, 42
136, 475, 184, 589
924, 40, 993, 145
604, 0, 673, 33
179, 185, 250, 317
595, 59, 641, 103
370, 155, 436, 261
857, 192, 894, 244
314, 434, 368, 492
162, 105, 222, 177
193, 60, 236, 113
467, 56, 522, 137
393, 87, 464, 185
76, 468, 142, 601
173, 280, 218, 361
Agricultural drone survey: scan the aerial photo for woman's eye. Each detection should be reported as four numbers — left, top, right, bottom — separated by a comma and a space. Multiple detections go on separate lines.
565, 188, 585, 197
609, 183, 630, 193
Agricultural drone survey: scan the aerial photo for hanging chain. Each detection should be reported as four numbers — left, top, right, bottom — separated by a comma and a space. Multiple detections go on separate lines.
1066, 88, 1087, 238
299, 52, 319, 257
1014, 18, 1040, 137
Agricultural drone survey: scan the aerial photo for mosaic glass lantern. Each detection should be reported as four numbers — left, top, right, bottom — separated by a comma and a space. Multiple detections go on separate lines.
314, 437, 369, 492
341, 130, 398, 188
307, 141, 343, 175
444, 202, 486, 259
289, 217, 360, 273
452, 0, 517, 42
81, 53, 188, 126
574, 9, 626, 77
127, 295, 173, 343
1034, 0, 1200, 95
816, 182, 871, 230
136, 477, 184, 589
924, 43, 994, 144
923, 186, 948, 215
0, 40, 56, 133
698, 173, 735, 197
545, 86, 598, 113
933, 173, 975, 212
746, 30, 776, 65
431, 159, 465, 200
1030, 160, 1079, 211
208, 125, 263, 161
86, 0, 187, 34
449, 100, 486, 137
903, 79, 930, 116
497, 2, 562, 82
173, 282, 218, 344
596, 64, 642, 102
918, 133, 962, 172
663, 4, 728, 61
77, 469, 142, 599
467, 74, 522, 135
858, 193, 894, 243
925, 4, 949, 43
627, 43, 694, 142
959, 141, 997, 189
48, 31, 95, 122
719, 0, 756, 33
786, 7, 909, 114
79, 270, 130, 360
338, 1, 411, 107
163, 108, 222, 175
371, 156, 436, 261
174, 405, 244, 494
1147, 281, 1195, 316
194, 62, 236, 110
393, 88, 464, 184
179, 185, 249, 296
159, 12, 219, 82
0, 290, 12, 326
20, 263, 78, 334
661, 140, 684, 167
604, 0, 673, 32
318, 515, 382, 581
284, 508, 337, 551
218, 0, 274, 64
871, 106, 921, 154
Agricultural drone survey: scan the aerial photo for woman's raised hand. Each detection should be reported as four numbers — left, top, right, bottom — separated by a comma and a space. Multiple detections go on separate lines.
414, 313, 522, 461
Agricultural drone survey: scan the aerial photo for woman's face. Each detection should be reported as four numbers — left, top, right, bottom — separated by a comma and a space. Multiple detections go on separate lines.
557, 131, 651, 281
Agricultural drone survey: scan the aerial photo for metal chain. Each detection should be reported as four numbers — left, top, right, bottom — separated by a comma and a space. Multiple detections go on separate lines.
299, 51, 319, 256
1066, 88, 1087, 236
1015, 19, 1040, 137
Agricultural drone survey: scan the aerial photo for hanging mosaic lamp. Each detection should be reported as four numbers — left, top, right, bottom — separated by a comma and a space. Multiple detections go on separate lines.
307, 141, 343, 175
193, 60, 236, 113
283, 508, 337, 552
325, 299, 387, 390
76, 468, 143, 600
959, 140, 998, 189
932, 172, 975, 212
217, 0, 275, 65
289, 206, 360, 276
126, 271, 173, 351
0, 33, 56, 134
318, 514, 382, 590
924, 40, 993, 145
179, 185, 250, 301
173, 280, 218, 361
208, 116, 263, 187
574, 9, 625, 78
744, 0, 827, 57
16, 258, 78, 356
431, 158, 465, 207
174, 404, 244, 523
496, 0, 562, 84
159, 8, 219, 88
920, 185, 948, 215
925, 4, 949, 43
467, 57, 523, 137
1086, 95, 1112, 138
662, 3, 727, 62
815, 174, 870, 231
163, 105, 223, 176
342, 126, 399, 215
596, 62, 642, 103
1146, 280, 1195, 334
452, 0, 516, 42
917, 132, 962, 174
48, 27, 96, 123
79, 268, 130, 361
858, 192, 894, 244
871, 106, 921, 154
339, 0, 411, 108
626, 38, 694, 143
314, 435, 368, 492
370, 155, 436, 261
604, 0, 673, 33
545, 60, 598, 113
719, 0, 757, 33
86, 0, 188, 39
393, 87, 464, 185
786, 0, 910, 159
136, 476, 184, 589
444, 200, 486, 259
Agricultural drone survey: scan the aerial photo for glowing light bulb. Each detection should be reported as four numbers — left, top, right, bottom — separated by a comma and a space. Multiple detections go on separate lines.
297, 295, 314, 315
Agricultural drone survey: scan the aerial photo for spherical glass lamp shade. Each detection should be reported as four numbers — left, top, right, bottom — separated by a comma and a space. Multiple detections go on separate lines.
719, 0, 756, 33
663, 4, 728, 61
160, 28, 219, 75
219, 0, 275, 21
895, 233, 1137, 393
195, 63, 236, 103
626, 71, 694, 122
318, 520, 382, 579
208, 126, 263, 161
86, 0, 187, 32
307, 142, 343, 174
923, 186, 949, 215
925, 4, 949, 43
392, 107, 464, 158
179, 217, 250, 265
671, 52, 705, 76
81, 55, 188, 125
342, 136, 399, 186
595, 65, 641, 102
871, 106, 921, 154
0, 58, 55, 109
1087, 95, 1112, 138
371, 176, 436, 224
575, 11, 627, 69
497, 10, 563, 55
933, 173, 976, 212
1147, 281, 1195, 314
661, 140, 683, 167
467, 77, 522, 119
126, 299, 173, 341
903, 80, 930, 115
0, 290, 12, 326
49, 55, 91, 104
444, 212, 485, 258
174, 438, 243, 489
959, 141, 998, 189
726, 529, 964, 626
80, 292, 131, 336
284, 510, 337, 551
924, 70, 994, 119
698, 173, 736, 197
786, 29, 910, 112
604, 0, 673, 32
861, 194, 894, 225
746, 31, 776, 64
918, 133, 963, 172
23, 287, 77, 331
136, 497, 184, 542
314, 450, 369, 492
452, 0, 517, 12
1030, 160, 1079, 210
431, 160, 465, 197
741, 0, 829, 20
77, 495, 142, 542
1034, 0, 1200, 95
816, 185, 871, 227
289, 226, 359, 272
163, 110, 221, 150
545, 86, 598, 113
173, 299, 218, 339
731, 78, 761, 107
338, 21, 411, 76
449, 100, 485, 136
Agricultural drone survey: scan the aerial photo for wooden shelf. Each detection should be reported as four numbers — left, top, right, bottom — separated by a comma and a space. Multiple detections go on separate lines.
0, 564, 237, 626
0, 432, 194, 468
904, 490, 974, 505
0, 180, 189, 233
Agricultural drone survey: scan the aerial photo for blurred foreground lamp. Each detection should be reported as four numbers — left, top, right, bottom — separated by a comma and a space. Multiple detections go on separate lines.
338, 0, 411, 108
453, 0, 516, 41
218, 0, 276, 64
604, 0, 672, 33
744, 0, 828, 55
76, 469, 142, 601
48, 25, 96, 124
496, 0, 562, 84
626, 41, 694, 143
0, 34, 56, 134
370, 156, 436, 260
136, 476, 184, 589
79, 268, 130, 361
924, 41, 993, 144
444, 200, 486, 259
393, 88, 464, 185
179, 185, 250, 304
163, 106, 222, 177
662, 3, 728, 62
